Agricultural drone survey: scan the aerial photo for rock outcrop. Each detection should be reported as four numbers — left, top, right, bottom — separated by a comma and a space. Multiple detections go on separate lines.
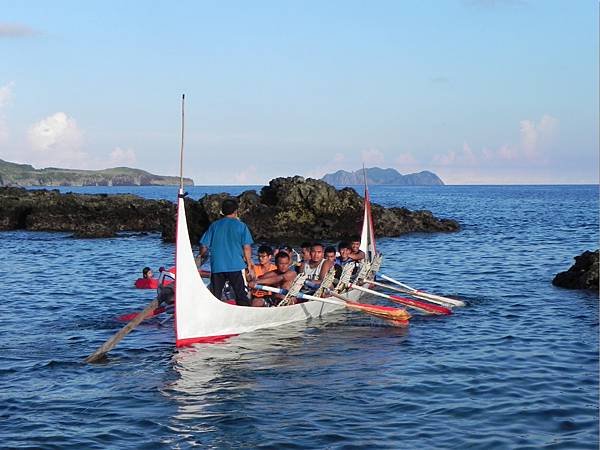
0, 177, 460, 241
164, 177, 459, 243
0, 187, 175, 238
552, 250, 599, 291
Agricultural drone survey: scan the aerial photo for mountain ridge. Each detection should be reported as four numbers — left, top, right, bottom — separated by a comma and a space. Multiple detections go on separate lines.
0, 159, 194, 186
322, 167, 444, 185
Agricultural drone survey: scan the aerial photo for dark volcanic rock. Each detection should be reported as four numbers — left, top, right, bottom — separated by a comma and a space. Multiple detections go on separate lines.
162, 177, 459, 243
0, 187, 174, 238
0, 177, 460, 242
553, 250, 599, 291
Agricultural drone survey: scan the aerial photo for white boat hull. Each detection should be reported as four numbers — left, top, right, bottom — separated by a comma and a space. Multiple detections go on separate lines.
174, 193, 371, 346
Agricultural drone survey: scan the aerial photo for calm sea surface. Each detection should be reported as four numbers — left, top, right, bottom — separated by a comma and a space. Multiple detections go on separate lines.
1, 185, 598, 449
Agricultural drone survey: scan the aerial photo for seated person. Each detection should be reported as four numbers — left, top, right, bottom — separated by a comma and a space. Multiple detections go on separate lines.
298, 243, 335, 291
349, 236, 366, 262
250, 245, 277, 299
336, 241, 355, 266
248, 251, 297, 307
324, 246, 337, 264
300, 242, 312, 263
332, 241, 357, 282
275, 244, 300, 263
134, 266, 159, 289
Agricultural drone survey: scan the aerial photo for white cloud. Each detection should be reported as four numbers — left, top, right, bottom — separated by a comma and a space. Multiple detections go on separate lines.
394, 152, 417, 166
433, 150, 457, 166
361, 148, 385, 166
234, 164, 259, 184
108, 147, 136, 166
306, 152, 348, 179
0, 81, 14, 144
432, 115, 559, 168
27, 112, 86, 168
0, 82, 13, 108
461, 142, 477, 164
520, 114, 558, 159
433, 142, 479, 166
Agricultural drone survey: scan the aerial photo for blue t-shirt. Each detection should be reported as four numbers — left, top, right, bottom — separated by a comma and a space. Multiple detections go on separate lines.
200, 217, 253, 273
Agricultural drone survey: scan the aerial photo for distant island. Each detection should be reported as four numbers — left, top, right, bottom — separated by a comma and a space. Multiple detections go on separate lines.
322, 167, 444, 186
0, 159, 194, 187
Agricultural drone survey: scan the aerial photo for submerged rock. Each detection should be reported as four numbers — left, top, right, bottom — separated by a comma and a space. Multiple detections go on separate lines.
552, 250, 599, 291
0, 177, 460, 242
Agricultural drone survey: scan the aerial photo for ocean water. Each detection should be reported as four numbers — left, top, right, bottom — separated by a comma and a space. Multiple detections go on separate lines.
1, 185, 598, 449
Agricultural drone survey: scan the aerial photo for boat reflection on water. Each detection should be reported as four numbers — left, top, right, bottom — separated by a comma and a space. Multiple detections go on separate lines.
162, 314, 409, 428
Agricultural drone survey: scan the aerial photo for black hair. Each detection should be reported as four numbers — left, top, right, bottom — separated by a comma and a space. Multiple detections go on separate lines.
324, 246, 336, 255
142, 266, 151, 277
221, 198, 239, 215
350, 235, 361, 243
300, 241, 312, 249
311, 242, 324, 250
275, 251, 290, 262
338, 241, 351, 252
257, 245, 273, 255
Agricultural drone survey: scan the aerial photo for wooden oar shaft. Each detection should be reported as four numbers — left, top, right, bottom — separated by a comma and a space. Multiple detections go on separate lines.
85, 298, 159, 363
349, 283, 451, 315
366, 279, 456, 312
378, 273, 465, 307
253, 284, 410, 323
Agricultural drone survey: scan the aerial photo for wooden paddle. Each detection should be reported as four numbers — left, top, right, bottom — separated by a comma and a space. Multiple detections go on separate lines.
367, 278, 458, 308
348, 283, 452, 315
253, 284, 411, 324
85, 298, 159, 363
116, 306, 166, 322
378, 273, 465, 307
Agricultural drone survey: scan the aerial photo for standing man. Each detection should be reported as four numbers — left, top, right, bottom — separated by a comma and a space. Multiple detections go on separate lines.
198, 198, 255, 306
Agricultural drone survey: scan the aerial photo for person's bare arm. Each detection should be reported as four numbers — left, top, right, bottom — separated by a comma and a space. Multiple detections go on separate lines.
349, 250, 365, 261
253, 270, 284, 286
318, 260, 334, 283
243, 244, 255, 280
281, 270, 296, 290
195, 245, 209, 265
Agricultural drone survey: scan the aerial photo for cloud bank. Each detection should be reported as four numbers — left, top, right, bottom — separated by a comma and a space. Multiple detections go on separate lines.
109, 147, 136, 166
27, 112, 87, 168
0, 82, 14, 144
432, 115, 559, 168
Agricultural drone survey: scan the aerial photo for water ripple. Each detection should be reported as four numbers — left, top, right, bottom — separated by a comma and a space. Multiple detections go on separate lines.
0, 185, 598, 448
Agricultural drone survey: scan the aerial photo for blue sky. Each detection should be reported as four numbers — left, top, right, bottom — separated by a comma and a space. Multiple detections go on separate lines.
0, 0, 598, 184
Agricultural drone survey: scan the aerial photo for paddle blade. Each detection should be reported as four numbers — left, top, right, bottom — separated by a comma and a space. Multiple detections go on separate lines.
85, 298, 159, 363
388, 295, 452, 315
116, 306, 166, 322
345, 300, 411, 325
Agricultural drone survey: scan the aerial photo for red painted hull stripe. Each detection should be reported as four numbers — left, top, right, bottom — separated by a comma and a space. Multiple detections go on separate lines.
176, 334, 238, 347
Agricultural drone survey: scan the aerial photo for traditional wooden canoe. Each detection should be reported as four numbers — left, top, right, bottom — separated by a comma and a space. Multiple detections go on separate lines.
173, 186, 379, 346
